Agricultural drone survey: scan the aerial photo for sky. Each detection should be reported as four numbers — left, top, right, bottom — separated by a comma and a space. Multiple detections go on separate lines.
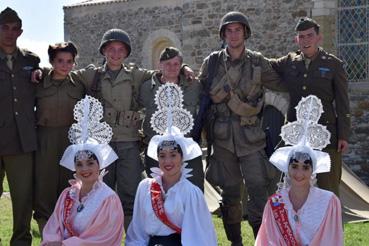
0, 0, 83, 66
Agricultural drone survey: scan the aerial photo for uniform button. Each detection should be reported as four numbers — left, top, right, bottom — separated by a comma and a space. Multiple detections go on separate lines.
14, 98, 18, 102
15, 112, 18, 115
11, 74, 15, 78
13, 86, 16, 90
303, 74, 307, 78
302, 86, 307, 90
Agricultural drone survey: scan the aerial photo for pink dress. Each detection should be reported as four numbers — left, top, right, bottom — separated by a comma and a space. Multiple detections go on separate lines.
42, 180, 124, 246
255, 187, 343, 246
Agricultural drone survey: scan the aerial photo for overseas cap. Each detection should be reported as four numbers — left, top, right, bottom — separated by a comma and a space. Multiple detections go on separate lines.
295, 17, 320, 32
159, 47, 183, 62
0, 7, 22, 27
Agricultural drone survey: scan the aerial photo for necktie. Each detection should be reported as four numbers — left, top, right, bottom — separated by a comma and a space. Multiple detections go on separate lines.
6, 55, 13, 70
304, 58, 311, 70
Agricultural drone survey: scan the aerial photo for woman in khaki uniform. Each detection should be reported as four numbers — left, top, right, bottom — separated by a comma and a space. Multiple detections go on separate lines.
33, 42, 86, 234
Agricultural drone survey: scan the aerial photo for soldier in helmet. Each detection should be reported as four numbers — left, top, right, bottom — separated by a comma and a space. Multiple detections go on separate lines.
0, 7, 40, 245
197, 11, 285, 245
271, 17, 351, 197
66, 29, 194, 230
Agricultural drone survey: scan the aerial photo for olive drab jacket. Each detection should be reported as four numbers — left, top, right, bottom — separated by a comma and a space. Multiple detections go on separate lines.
198, 48, 286, 157
271, 48, 351, 148
73, 63, 153, 142
139, 73, 202, 144
0, 48, 40, 155
36, 70, 85, 127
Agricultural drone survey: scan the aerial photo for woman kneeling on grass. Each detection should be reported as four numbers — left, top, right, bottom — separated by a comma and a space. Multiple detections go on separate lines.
125, 83, 217, 246
255, 95, 343, 246
42, 96, 124, 246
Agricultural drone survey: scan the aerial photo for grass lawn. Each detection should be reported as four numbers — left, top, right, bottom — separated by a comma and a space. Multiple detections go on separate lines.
1, 177, 369, 245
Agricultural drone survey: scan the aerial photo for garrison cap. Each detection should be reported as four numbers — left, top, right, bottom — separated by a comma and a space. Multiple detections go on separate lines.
295, 17, 320, 32
159, 47, 182, 62
0, 7, 22, 27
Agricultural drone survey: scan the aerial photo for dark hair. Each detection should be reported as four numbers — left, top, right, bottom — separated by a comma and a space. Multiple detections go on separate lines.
48, 41, 78, 64
73, 150, 99, 164
157, 140, 183, 157
289, 151, 313, 167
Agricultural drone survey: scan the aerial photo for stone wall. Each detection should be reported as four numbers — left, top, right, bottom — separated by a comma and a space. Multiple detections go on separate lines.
64, 0, 369, 184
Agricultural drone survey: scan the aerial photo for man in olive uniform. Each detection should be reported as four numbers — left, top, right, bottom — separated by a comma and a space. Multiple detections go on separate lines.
198, 11, 285, 245
0, 7, 40, 246
139, 47, 204, 191
72, 29, 154, 230
271, 17, 350, 197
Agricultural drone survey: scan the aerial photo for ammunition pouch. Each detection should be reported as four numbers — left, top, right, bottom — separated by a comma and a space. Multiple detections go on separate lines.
105, 108, 141, 128
209, 80, 231, 103
227, 93, 263, 117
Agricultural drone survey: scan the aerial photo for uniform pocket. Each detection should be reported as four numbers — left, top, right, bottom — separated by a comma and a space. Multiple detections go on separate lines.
242, 126, 266, 144
213, 118, 230, 140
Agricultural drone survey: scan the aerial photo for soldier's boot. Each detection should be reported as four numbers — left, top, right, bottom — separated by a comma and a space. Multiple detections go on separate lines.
220, 203, 243, 245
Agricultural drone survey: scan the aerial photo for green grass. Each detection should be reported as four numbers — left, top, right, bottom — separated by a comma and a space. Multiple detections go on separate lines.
1, 177, 369, 246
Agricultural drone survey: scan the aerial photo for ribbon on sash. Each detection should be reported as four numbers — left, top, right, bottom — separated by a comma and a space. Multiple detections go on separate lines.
269, 194, 299, 246
63, 191, 78, 237
150, 181, 182, 234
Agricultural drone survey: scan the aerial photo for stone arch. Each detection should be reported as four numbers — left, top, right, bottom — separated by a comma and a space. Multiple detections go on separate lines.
142, 29, 181, 69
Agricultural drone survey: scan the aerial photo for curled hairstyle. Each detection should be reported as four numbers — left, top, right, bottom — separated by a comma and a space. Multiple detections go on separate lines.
48, 41, 78, 63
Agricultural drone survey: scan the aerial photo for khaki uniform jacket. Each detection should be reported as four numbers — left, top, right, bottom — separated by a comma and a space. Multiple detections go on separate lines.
139, 73, 202, 144
271, 48, 351, 148
36, 70, 85, 127
73, 63, 153, 142
198, 48, 285, 157
0, 48, 40, 155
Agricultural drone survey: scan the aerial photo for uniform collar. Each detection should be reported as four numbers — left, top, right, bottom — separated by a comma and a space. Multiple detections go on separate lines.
150, 72, 187, 89
43, 69, 76, 88
0, 47, 19, 60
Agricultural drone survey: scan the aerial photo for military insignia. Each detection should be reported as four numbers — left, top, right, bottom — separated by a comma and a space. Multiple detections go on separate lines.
319, 67, 330, 77
22, 66, 34, 71
322, 55, 326, 60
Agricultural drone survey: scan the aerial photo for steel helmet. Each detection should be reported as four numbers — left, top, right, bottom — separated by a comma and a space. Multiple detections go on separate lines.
99, 28, 132, 56
219, 11, 251, 40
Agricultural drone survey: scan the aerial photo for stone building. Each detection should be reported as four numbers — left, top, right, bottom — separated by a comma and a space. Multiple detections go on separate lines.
64, 0, 369, 184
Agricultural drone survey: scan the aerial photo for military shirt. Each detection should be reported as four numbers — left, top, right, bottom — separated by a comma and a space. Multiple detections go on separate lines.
198, 48, 285, 157
36, 70, 86, 127
139, 73, 202, 144
73, 63, 154, 142
0, 48, 40, 155
271, 48, 351, 148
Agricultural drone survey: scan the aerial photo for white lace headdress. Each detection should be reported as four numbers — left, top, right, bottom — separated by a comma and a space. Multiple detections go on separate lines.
269, 95, 331, 174
147, 83, 202, 162
60, 95, 118, 171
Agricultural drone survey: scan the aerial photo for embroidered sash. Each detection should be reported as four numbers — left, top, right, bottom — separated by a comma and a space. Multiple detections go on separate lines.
63, 191, 78, 237
269, 195, 299, 246
150, 181, 182, 234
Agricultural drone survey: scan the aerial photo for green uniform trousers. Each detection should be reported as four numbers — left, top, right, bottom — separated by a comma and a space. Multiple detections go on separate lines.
1, 153, 33, 246
103, 141, 144, 230
317, 148, 342, 197
33, 126, 74, 232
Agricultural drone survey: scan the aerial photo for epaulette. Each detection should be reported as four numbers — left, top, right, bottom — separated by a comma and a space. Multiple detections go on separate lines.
19, 48, 40, 62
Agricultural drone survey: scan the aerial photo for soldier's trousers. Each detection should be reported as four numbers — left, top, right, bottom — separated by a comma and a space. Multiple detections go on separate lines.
1, 153, 33, 246
144, 149, 205, 192
317, 148, 342, 197
103, 141, 144, 230
33, 126, 74, 233
207, 145, 276, 237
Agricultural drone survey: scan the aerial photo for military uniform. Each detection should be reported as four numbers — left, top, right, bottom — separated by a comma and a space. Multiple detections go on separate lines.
73, 62, 153, 229
139, 72, 205, 191
33, 70, 86, 231
199, 48, 284, 239
271, 48, 351, 196
0, 47, 40, 245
